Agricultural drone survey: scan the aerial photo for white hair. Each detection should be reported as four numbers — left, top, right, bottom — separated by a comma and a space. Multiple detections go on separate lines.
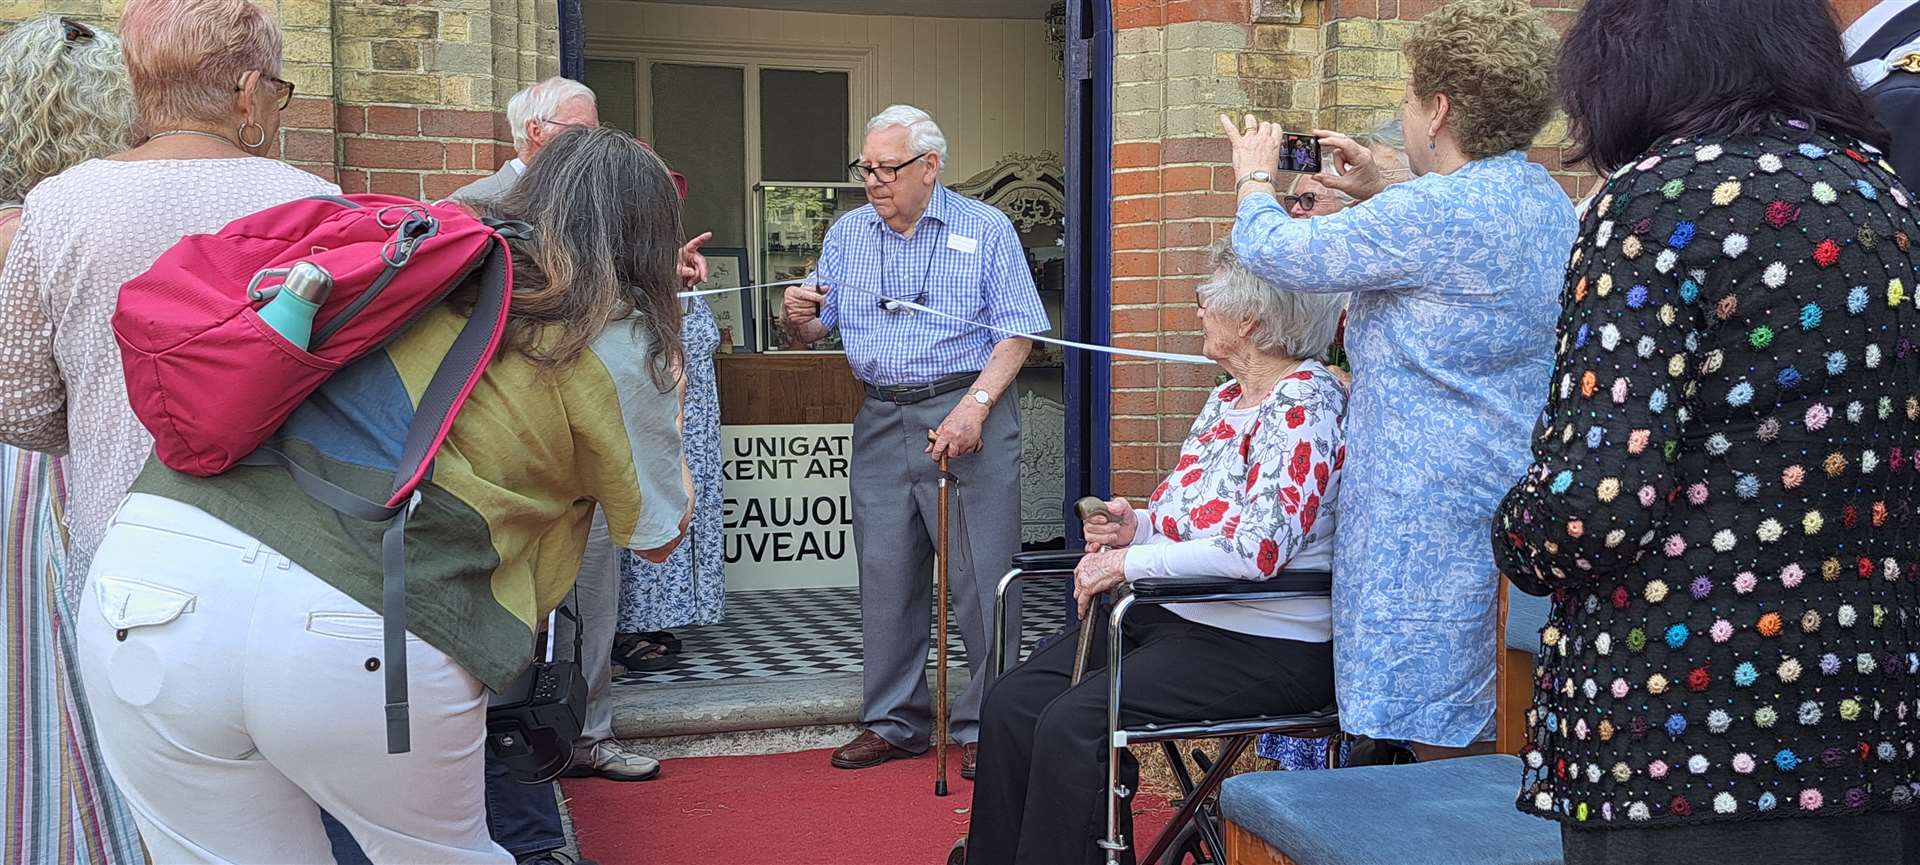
0, 15, 135, 203
508, 76, 595, 149
1201, 238, 1348, 360
864, 104, 948, 167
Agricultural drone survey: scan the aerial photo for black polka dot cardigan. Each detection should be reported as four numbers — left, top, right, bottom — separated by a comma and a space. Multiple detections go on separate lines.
1493, 121, 1920, 830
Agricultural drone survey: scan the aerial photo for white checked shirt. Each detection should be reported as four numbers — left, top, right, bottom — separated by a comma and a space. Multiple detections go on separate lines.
817, 185, 1049, 387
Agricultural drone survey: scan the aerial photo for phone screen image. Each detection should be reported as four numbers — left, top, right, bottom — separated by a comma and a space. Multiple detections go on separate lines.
1282, 134, 1323, 174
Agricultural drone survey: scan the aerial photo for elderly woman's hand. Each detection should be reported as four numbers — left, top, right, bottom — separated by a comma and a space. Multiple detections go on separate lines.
1082, 497, 1138, 552
1314, 130, 1390, 203
1219, 113, 1284, 193
1073, 548, 1129, 620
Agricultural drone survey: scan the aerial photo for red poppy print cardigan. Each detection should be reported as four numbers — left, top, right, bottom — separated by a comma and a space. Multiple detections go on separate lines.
1126, 361, 1347, 641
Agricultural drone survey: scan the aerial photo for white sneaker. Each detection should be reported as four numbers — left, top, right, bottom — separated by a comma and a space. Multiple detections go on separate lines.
563, 739, 661, 782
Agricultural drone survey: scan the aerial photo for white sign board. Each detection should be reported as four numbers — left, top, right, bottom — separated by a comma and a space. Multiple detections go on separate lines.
721, 424, 859, 591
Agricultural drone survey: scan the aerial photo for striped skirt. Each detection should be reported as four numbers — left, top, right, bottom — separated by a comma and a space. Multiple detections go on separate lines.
3, 446, 144, 864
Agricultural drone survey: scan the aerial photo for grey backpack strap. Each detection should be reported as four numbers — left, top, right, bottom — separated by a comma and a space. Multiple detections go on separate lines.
236, 234, 513, 755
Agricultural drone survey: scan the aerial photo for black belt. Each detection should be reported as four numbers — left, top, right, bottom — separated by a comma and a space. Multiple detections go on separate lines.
863, 372, 979, 405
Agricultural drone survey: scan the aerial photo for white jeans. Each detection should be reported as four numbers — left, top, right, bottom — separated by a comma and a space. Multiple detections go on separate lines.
75, 493, 512, 865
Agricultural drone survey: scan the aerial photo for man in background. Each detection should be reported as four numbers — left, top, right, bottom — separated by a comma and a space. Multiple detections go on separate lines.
448, 77, 598, 203
1835, 0, 1920, 186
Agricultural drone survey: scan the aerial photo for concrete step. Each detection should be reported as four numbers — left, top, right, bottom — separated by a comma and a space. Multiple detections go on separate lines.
609, 668, 974, 758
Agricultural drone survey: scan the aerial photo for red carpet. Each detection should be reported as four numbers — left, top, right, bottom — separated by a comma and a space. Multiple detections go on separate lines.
562, 748, 1172, 865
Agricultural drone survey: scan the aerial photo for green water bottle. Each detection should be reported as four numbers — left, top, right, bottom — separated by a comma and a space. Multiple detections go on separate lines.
258, 261, 334, 350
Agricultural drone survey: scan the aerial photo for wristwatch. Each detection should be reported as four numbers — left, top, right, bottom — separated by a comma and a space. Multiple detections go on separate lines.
1235, 170, 1276, 192
969, 389, 992, 407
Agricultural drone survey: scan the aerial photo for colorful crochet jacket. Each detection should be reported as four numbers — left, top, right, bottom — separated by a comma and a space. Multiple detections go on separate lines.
1494, 123, 1920, 829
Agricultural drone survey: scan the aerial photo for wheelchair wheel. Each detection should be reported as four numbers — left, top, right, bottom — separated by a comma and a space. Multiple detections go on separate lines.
1156, 821, 1216, 865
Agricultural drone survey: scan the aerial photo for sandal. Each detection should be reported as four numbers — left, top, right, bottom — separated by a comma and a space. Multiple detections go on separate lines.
946, 836, 967, 865
612, 631, 683, 672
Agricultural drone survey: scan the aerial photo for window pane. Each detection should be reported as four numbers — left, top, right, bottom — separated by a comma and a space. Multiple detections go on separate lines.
652, 63, 747, 250
759, 69, 849, 183
583, 60, 636, 137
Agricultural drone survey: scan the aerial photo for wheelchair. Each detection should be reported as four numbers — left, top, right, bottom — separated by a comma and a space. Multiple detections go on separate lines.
990, 550, 1342, 865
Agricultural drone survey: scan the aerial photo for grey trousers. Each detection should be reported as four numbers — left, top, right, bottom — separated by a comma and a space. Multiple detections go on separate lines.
555, 509, 617, 746
852, 390, 1024, 749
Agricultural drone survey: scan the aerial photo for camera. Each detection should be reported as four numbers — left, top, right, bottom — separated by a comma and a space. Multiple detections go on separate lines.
486, 607, 589, 785
1281, 133, 1323, 174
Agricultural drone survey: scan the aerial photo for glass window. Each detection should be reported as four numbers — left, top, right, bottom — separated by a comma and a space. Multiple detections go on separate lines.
758, 69, 849, 183
583, 60, 637, 137
652, 63, 748, 250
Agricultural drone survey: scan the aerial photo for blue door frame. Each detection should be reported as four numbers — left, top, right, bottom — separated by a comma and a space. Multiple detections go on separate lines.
1063, 0, 1115, 531
555, 0, 1115, 559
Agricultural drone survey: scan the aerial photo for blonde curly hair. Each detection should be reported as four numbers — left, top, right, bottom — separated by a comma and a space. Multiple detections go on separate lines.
1403, 0, 1560, 161
0, 15, 135, 204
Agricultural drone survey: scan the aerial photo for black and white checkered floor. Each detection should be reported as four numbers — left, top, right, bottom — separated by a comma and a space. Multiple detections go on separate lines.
614, 586, 1071, 686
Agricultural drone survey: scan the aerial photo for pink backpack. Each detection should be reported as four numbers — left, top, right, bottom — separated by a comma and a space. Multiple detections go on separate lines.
114, 193, 524, 753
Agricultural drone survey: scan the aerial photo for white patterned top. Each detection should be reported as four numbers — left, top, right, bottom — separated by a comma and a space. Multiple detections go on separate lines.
0, 157, 338, 600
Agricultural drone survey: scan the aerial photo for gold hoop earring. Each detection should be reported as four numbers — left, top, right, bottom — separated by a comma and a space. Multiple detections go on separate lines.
239, 121, 268, 150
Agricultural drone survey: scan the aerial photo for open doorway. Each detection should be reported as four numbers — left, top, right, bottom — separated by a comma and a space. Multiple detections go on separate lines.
570, 0, 1106, 744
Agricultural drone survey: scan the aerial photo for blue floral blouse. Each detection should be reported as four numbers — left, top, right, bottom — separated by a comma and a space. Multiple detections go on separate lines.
1232, 152, 1579, 746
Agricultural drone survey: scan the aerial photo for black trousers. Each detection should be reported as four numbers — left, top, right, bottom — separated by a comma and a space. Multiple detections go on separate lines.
1561, 811, 1920, 865
966, 605, 1334, 865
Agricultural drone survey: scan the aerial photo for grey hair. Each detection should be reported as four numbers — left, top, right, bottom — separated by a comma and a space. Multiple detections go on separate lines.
1202, 238, 1348, 360
865, 104, 948, 167
508, 76, 595, 149
0, 15, 136, 203
1359, 117, 1405, 151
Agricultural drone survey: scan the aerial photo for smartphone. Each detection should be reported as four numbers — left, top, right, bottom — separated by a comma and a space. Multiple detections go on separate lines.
1281, 133, 1323, 174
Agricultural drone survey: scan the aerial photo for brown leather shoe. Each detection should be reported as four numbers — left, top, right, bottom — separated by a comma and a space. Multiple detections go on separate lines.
831, 730, 914, 769
960, 743, 977, 779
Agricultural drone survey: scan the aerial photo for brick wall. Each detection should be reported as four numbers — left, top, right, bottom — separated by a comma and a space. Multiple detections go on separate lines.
322, 0, 556, 199
1108, 0, 1591, 500
0, 0, 558, 198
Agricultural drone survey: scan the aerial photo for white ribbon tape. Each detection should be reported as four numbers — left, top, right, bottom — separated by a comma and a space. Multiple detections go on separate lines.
676, 278, 808, 299
675, 275, 1215, 366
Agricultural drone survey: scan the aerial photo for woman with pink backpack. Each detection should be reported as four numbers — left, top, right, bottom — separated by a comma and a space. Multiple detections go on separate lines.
79, 125, 694, 864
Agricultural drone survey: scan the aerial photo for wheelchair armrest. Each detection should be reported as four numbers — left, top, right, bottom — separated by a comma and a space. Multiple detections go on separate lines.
1011, 550, 1087, 574
1131, 569, 1331, 600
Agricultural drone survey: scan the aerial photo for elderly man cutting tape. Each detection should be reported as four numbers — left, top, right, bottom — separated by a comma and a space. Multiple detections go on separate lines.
783, 104, 1049, 778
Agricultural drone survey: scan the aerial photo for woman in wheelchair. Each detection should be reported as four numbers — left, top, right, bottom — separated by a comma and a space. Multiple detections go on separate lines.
959, 239, 1349, 865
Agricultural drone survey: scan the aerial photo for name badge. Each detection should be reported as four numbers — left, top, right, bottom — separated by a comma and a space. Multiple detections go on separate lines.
946, 234, 979, 254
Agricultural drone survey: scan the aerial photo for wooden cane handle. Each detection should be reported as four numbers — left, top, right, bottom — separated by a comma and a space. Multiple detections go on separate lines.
927, 429, 950, 472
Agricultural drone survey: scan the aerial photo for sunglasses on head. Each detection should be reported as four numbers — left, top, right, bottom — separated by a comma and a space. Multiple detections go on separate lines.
60, 17, 95, 45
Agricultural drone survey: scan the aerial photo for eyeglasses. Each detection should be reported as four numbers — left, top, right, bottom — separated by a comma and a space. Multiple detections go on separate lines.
848, 152, 930, 184
60, 17, 95, 44
1280, 192, 1319, 211
877, 287, 928, 313
236, 74, 296, 111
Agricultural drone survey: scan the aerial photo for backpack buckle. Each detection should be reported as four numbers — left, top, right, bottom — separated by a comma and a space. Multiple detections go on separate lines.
381, 211, 438, 268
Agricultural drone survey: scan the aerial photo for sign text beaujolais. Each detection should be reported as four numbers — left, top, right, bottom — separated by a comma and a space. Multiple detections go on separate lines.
720, 424, 857, 590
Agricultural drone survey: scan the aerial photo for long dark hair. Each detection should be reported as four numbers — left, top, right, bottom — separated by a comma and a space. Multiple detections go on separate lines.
1560, 0, 1890, 171
480, 126, 684, 389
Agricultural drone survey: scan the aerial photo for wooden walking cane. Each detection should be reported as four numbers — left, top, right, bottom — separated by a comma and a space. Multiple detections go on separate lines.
1071, 497, 1113, 686
930, 430, 952, 797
